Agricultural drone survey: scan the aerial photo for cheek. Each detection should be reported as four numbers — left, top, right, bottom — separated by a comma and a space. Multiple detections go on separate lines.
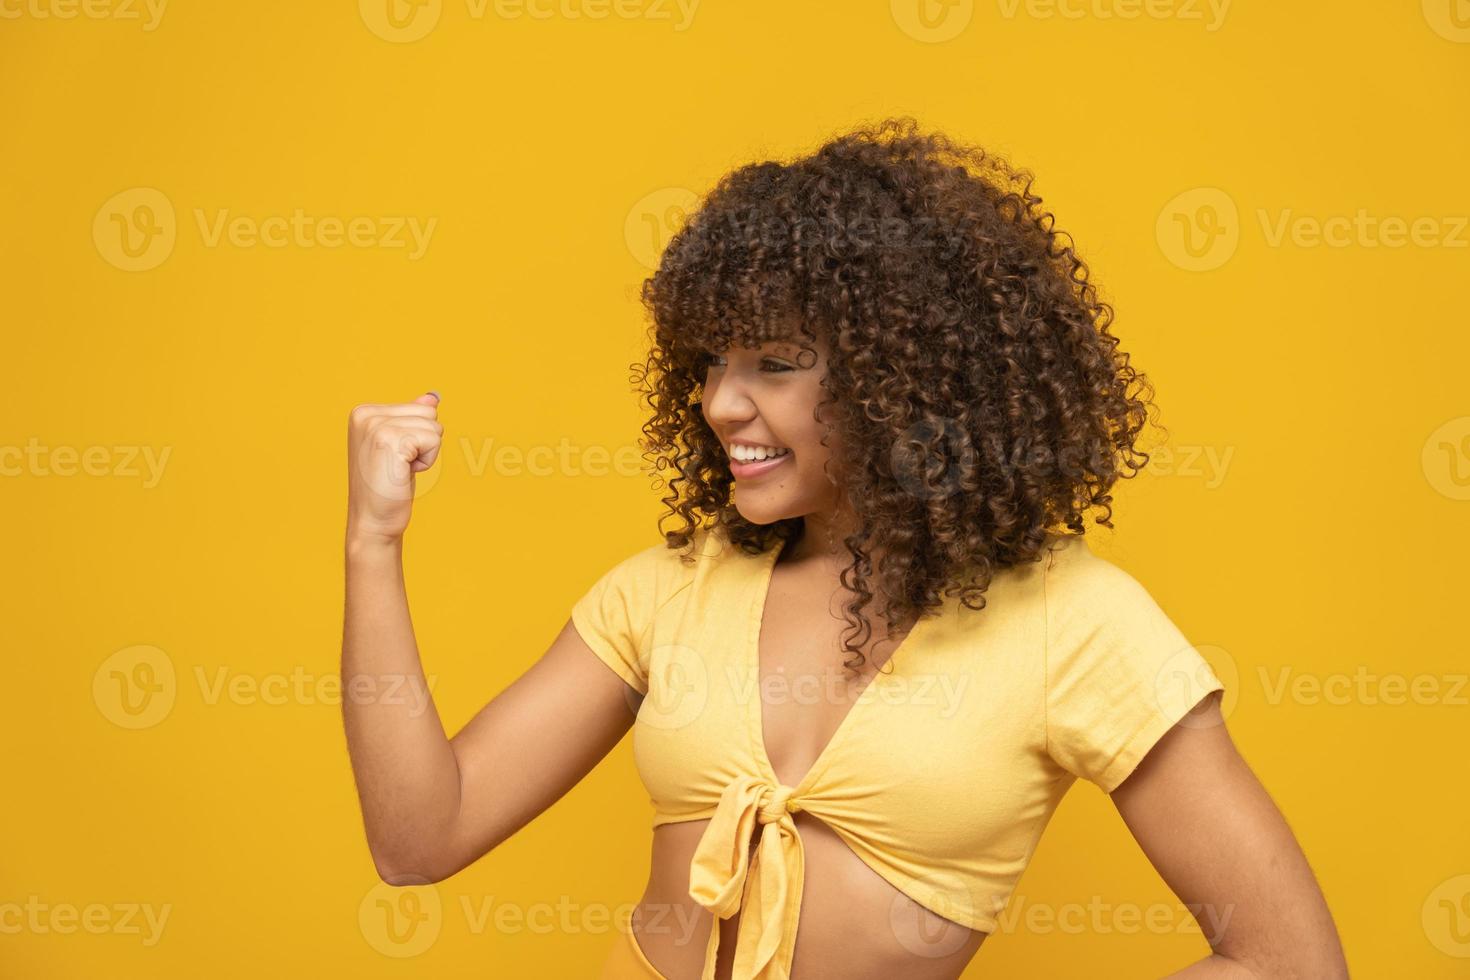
789, 429, 839, 483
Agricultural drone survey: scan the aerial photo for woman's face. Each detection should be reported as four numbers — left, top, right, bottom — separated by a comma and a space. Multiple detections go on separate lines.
700, 332, 843, 527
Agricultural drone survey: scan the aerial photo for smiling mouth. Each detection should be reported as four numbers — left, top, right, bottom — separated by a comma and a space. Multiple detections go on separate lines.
728, 449, 793, 478
728, 446, 790, 461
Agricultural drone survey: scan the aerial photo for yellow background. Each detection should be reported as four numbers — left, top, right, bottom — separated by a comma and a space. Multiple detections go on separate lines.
3, 0, 1467, 976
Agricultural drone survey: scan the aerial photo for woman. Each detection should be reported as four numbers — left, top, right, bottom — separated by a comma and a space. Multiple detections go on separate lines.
342, 118, 1347, 979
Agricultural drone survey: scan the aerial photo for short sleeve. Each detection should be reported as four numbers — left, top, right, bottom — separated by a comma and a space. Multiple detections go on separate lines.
1043, 538, 1225, 793
570, 539, 698, 696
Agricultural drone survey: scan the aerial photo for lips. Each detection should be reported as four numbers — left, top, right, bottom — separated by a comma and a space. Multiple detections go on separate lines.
728, 449, 792, 480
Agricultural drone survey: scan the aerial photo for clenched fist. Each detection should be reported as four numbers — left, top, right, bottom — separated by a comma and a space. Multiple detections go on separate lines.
347, 391, 443, 543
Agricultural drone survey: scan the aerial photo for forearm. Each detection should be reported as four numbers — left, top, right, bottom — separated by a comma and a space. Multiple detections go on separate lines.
341, 531, 461, 883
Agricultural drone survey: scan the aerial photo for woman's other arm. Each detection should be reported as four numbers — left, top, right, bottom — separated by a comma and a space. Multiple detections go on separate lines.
1111, 693, 1349, 978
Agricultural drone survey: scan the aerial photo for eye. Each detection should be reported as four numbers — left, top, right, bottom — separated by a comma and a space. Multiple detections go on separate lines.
699, 354, 793, 373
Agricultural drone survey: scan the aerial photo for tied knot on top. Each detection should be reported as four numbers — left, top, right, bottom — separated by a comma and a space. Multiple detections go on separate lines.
759, 784, 800, 825
687, 774, 811, 978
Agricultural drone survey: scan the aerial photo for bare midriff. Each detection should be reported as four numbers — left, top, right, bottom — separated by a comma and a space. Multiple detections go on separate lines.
633, 818, 987, 979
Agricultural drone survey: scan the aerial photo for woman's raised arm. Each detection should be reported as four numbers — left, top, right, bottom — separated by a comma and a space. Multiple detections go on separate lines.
340, 393, 639, 885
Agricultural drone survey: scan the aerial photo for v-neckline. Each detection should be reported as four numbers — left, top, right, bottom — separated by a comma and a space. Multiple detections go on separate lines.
744, 537, 933, 795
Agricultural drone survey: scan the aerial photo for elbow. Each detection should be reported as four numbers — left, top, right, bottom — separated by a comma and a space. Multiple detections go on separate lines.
1225, 936, 1349, 980
366, 812, 503, 886
370, 845, 463, 887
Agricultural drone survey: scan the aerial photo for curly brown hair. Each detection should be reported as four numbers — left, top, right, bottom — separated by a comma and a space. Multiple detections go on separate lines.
630, 116, 1162, 674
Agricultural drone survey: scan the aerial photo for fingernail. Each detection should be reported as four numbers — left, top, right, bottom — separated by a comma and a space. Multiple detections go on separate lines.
427, 390, 441, 400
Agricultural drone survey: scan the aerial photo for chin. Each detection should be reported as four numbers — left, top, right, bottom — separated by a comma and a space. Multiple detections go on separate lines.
731, 495, 796, 527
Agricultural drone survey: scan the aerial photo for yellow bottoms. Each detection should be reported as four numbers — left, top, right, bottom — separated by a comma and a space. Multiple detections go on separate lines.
598, 928, 669, 980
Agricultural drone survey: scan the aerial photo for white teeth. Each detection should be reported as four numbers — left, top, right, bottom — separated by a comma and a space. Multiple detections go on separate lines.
731, 445, 790, 462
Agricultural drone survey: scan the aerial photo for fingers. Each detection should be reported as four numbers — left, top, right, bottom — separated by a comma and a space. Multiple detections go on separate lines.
391, 425, 441, 472
350, 391, 442, 424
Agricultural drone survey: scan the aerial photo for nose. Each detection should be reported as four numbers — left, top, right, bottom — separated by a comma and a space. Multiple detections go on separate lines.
699, 370, 757, 430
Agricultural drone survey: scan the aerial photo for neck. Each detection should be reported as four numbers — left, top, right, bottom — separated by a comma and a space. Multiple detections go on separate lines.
785, 507, 878, 568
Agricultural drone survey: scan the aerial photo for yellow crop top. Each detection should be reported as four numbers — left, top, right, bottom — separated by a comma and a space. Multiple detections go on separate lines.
570, 526, 1225, 980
